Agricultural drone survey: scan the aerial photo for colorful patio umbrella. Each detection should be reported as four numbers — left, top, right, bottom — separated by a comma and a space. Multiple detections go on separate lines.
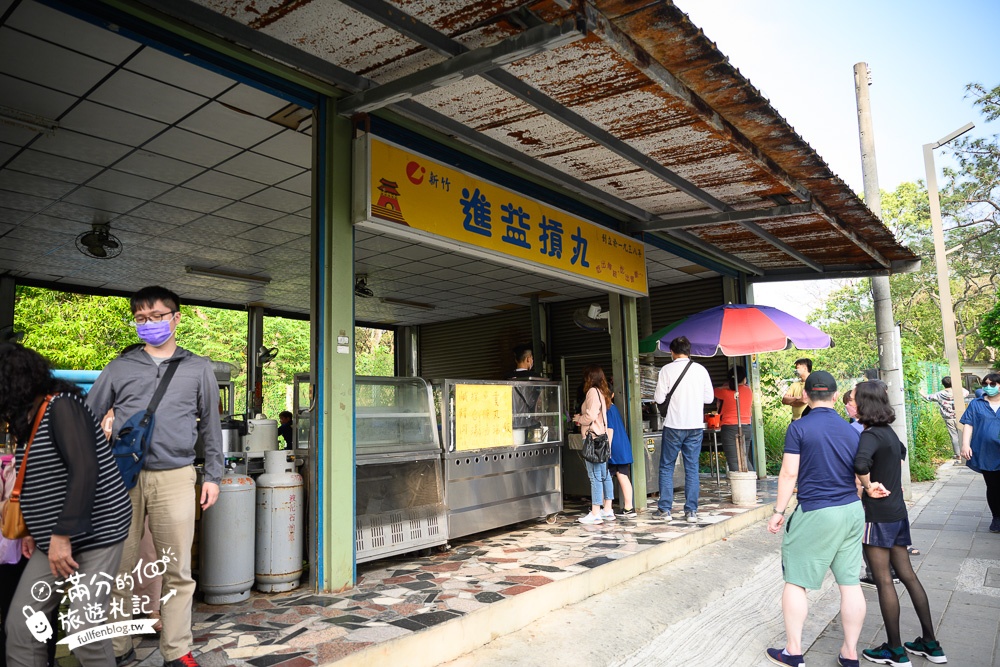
639, 304, 833, 358
639, 303, 833, 472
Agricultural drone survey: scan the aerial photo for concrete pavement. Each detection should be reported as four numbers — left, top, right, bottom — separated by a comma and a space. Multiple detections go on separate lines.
440, 462, 998, 666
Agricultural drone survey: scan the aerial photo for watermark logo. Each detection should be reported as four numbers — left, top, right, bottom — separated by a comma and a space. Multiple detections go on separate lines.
27, 550, 178, 648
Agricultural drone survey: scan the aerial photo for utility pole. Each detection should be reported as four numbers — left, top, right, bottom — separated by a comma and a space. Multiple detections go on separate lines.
853, 62, 911, 497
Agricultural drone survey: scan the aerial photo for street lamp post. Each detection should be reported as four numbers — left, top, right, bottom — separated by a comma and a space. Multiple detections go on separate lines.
924, 122, 974, 422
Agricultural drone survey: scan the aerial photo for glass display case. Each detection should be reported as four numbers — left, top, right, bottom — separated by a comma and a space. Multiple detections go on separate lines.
354, 376, 447, 562
438, 379, 563, 539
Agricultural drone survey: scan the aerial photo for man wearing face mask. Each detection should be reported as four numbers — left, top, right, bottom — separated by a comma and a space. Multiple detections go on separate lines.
87, 286, 223, 667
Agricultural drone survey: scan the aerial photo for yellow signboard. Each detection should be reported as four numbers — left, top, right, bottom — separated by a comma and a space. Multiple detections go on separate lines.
454, 384, 513, 451
356, 136, 647, 297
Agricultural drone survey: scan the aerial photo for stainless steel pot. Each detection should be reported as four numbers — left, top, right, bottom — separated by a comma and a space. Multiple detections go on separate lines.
525, 425, 548, 444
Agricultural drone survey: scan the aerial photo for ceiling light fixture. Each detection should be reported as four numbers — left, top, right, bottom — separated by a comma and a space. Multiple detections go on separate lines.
380, 297, 435, 311
185, 266, 271, 284
0, 106, 59, 136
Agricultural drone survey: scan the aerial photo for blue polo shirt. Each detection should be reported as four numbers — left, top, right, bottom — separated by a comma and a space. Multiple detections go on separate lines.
960, 397, 1000, 473
784, 407, 861, 512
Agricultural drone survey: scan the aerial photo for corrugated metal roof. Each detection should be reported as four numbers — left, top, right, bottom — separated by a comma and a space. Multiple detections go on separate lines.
187, 0, 916, 277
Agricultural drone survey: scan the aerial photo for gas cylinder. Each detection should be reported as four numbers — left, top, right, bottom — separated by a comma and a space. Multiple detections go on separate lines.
255, 450, 303, 592
200, 470, 255, 604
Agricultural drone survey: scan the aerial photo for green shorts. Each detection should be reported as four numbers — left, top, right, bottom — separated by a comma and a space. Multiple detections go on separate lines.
781, 501, 864, 590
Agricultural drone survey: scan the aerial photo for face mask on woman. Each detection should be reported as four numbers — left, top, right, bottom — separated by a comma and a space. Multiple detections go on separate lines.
845, 402, 858, 418
983, 384, 999, 397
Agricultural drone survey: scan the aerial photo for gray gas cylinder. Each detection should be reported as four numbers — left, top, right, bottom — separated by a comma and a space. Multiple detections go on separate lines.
200, 470, 255, 604
255, 450, 303, 592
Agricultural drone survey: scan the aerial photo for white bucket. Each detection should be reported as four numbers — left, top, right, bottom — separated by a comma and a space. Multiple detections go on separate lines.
728, 470, 758, 506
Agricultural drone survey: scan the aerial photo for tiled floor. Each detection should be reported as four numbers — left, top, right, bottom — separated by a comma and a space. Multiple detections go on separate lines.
56, 475, 776, 667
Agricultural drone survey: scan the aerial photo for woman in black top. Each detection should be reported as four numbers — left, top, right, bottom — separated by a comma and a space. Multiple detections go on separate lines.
0, 343, 131, 667
853, 381, 946, 666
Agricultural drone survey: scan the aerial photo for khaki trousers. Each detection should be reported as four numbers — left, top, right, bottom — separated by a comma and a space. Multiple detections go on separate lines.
111, 467, 197, 662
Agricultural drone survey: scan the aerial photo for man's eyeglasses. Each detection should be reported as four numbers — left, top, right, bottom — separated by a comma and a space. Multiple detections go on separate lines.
130, 311, 176, 326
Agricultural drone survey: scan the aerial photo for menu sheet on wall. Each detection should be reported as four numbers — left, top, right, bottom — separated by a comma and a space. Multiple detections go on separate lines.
454, 384, 513, 451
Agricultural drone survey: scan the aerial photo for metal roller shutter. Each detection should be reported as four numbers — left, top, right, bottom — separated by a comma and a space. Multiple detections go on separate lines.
550, 297, 613, 408
419, 309, 533, 379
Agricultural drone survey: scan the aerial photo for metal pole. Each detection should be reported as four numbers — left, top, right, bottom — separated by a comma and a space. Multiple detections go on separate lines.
924, 122, 975, 423
853, 63, 911, 497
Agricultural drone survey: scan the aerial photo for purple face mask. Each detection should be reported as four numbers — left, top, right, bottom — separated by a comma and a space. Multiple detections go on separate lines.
136, 320, 173, 347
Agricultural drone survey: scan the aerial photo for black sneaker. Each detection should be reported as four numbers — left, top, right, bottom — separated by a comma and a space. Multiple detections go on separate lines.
903, 637, 947, 663
651, 509, 671, 520
115, 649, 137, 667
862, 643, 909, 665
859, 574, 877, 588
618, 507, 637, 518
990, 517, 1000, 533
163, 653, 200, 667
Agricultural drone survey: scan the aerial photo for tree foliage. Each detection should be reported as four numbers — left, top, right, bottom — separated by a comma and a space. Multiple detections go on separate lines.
12, 287, 394, 419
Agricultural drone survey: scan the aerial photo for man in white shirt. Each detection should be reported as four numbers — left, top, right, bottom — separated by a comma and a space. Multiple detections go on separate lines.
653, 336, 715, 522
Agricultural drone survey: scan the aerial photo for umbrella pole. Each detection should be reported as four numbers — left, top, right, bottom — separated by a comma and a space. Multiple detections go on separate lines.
733, 363, 747, 473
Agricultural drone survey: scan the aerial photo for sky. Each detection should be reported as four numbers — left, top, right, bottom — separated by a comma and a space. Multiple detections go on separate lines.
672, 0, 1000, 318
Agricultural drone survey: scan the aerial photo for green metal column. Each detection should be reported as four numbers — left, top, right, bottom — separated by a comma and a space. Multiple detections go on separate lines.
609, 294, 645, 502
317, 108, 356, 591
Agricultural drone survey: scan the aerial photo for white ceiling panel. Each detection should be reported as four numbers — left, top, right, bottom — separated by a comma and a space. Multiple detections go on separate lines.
144, 127, 242, 167
0, 73, 75, 120
0, 28, 114, 96
62, 186, 146, 214
252, 130, 311, 168
0, 206, 31, 224
0, 141, 16, 164
215, 151, 303, 185
89, 69, 209, 125
44, 202, 114, 223
0, 124, 39, 147
178, 102, 283, 148
263, 214, 309, 235
129, 202, 204, 225
237, 225, 298, 245
184, 170, 266, 200
209, 235, 272, 255
242, 187, 310, 213
60, 101, 168, 147
275, 171, 310, 196
7, 1, 139, 64
175, 216, 255, 237
154, 187, 232, 213
124, 47, 234, 98
114, 151, 205, 185
7, 150, 103, 183
217, 84, 289, 119
87, 169, 173, 200
31, 130, 132, 166
113, 214, 172, 236
213, 201, 285, 225
0, 170, 77, 199
0, 189, 54, 212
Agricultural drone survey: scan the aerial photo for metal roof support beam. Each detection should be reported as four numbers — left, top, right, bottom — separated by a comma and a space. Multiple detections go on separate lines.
336, 17, 586, 116
811, 202, 891, 268
337, 0, 730, 213
634, 203, 813, 231
651, 230, 764, 276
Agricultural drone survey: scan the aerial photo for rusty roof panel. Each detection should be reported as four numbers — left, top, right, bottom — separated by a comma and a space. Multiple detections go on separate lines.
186, 0, 917, 274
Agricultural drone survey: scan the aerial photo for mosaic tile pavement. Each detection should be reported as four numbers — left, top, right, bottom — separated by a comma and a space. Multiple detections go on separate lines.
55, 476, 776, 667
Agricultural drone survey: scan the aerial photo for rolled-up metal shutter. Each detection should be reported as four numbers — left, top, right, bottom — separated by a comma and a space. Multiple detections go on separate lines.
419, 309, 532, 379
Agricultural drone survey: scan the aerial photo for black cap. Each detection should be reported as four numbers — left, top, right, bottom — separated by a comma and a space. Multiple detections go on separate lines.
804, 370, 837, 393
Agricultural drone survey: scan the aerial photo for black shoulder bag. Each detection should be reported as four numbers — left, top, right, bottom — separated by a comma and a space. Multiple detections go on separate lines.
581, 391, 611, 464
657, 360, 693, 419
112, 360, 180, 490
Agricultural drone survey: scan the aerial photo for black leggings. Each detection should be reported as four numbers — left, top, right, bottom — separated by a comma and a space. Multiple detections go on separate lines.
983, 469, 1000, 518
863, 543, 934, 647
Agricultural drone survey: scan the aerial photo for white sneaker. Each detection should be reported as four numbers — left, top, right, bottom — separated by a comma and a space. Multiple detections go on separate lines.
601, 510, 616, 521
578, 514, 603, 525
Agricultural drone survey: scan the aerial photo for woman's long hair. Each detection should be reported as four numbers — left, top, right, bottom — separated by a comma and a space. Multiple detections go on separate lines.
854, 380, 895, 428
580, 364, 612, 408
0, 343, 80, 444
